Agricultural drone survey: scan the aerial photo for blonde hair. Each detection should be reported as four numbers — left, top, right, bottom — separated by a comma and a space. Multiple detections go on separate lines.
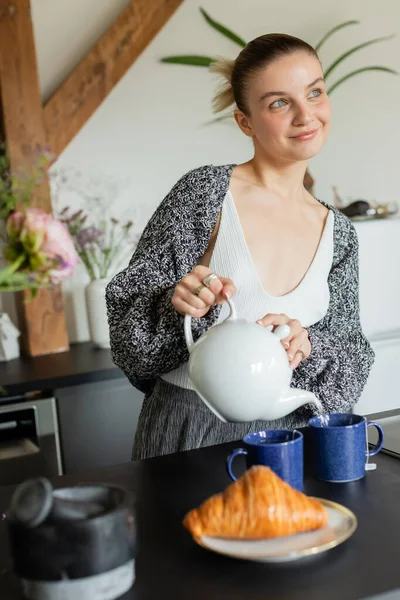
210, 33, 320, 115
209, 57, 235, 113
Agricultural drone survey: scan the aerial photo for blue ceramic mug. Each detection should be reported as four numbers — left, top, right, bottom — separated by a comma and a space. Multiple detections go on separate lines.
226, 430, 303, 491
308, 413, 384, 482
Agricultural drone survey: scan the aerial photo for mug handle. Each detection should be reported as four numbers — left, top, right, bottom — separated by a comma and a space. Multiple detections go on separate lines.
226, 448, 248, 481
366, 422, 384, 457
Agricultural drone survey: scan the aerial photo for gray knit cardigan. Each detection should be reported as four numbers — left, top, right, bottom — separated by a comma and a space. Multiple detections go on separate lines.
106, 164, 374, 414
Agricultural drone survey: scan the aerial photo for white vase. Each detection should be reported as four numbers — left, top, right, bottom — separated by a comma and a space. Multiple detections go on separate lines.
85, 278, 111, 349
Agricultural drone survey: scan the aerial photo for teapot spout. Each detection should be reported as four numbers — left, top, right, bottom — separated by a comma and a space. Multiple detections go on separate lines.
280, 388, 322, 416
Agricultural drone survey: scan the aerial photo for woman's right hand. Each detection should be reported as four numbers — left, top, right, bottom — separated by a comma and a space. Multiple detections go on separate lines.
172, 266, 236, 318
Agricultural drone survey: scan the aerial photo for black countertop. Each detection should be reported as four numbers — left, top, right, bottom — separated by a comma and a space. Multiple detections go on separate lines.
1, 439, 400, 599
0, 342, 125, 396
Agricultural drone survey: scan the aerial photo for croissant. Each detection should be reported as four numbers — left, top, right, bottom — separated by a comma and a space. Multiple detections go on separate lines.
183, 465, 328, 539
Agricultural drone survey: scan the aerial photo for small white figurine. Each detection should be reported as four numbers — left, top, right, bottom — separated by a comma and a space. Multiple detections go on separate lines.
0, 313, 21, 361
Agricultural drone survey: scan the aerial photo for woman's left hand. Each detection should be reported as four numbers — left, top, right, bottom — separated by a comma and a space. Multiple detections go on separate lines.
256, 313, 311, 369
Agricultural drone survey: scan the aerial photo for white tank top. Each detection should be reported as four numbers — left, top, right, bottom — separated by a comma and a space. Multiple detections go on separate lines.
162, 190, 334, 389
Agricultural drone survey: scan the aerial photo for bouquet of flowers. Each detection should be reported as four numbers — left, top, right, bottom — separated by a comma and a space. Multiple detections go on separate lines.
0, 147, 79, 295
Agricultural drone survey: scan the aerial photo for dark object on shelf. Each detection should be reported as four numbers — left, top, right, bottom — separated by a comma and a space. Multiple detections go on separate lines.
340, 199, 371, 218
6, 479, 136, 600
333, 186, 399, 221
341, 201, 399, 221
352, 202, 399, 221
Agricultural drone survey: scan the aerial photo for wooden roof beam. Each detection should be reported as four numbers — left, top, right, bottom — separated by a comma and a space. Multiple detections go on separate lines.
44, 0, 183, 156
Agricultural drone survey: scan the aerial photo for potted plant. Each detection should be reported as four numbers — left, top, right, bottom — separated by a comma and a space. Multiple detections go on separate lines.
0, 147, 79, 359
60, 207, 136, 348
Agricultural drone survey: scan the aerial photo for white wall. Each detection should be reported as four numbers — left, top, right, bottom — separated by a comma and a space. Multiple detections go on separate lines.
34, 0, 400, 214
31, 0, 132, 101
2, 0, 400, 354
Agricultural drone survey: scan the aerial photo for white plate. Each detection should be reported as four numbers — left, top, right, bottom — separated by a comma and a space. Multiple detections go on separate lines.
195, 498, 357, 563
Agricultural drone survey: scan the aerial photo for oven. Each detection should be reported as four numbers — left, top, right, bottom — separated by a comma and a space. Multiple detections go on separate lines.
0, 394, 62, 485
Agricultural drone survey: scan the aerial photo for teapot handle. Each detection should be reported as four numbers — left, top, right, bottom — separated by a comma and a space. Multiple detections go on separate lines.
184, 297, 237, 353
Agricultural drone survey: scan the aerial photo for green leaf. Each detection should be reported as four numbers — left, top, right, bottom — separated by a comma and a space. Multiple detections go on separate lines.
315, 20, 360, 52
0, 268, 40, 292
323, 34, 396, 80
160, 55, 215, 67
0, 272, 30, 284
327, 66, 398, 95
199, 8, 246, 47
203, 113, 234, 126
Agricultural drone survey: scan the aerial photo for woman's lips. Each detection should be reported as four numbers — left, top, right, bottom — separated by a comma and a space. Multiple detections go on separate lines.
291, 129, 319, 142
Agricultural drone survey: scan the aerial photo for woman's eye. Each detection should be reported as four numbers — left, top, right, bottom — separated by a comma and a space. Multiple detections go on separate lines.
309, 88, 322, 98
270, 99, 286, 109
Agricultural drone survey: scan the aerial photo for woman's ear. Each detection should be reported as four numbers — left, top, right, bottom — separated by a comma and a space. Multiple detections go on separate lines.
234, 108, 254, 138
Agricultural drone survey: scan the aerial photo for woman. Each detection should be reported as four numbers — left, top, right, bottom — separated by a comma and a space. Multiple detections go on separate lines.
106, 33, 374, 460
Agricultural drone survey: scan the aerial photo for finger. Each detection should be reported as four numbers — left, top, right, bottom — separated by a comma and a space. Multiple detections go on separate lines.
205, 276, 223, 298
181, 275, 219, 304
280, 319, 303, 349
221, 278, 236, 299
188, 269, 224, 298
215, 278, 236, 304
192, 266, 224, 296
172, 296, 210, 318
192, 265, 215, 279
287, 329, 308, 361
287, 331, 308, 368
181, 277, 217, 305
291, 340, 312, 369
256, 313, 289, 328
290, 351, 304, 370
175, 283, 213, 309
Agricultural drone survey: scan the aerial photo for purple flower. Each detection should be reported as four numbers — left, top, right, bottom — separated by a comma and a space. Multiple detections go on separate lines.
76, 226, 104, 250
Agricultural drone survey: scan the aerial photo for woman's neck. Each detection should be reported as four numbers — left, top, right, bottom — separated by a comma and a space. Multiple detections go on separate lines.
236, 155, 309, 204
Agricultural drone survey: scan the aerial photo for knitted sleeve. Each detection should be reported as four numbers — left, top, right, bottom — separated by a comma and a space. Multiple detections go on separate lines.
105, 167, 221, 393
292, 215, 374, 414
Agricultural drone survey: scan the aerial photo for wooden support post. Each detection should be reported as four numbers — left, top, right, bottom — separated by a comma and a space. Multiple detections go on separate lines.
0, 0, 69, 356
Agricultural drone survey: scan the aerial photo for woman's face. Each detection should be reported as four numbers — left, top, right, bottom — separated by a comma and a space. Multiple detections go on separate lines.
235, 51, 331, 162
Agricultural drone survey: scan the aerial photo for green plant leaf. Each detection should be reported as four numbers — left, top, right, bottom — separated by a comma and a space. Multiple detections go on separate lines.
160, 55, 215, 67
327, 66, 398, 95
314, 20, 360, 52
199, 8, 246, 47
203, 113, 234, 126
324, 34, 396, 79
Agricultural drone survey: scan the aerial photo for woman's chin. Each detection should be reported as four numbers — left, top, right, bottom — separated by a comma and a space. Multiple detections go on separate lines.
290, 140, 325, 162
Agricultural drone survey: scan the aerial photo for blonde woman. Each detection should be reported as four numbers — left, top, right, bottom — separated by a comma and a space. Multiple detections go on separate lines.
106, 33, 374, 460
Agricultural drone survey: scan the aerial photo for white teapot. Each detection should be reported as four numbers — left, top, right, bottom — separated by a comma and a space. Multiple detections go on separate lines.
184, 298, 321, 422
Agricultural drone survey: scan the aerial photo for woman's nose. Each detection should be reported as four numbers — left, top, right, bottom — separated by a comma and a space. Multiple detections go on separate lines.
293, 104, 314, 126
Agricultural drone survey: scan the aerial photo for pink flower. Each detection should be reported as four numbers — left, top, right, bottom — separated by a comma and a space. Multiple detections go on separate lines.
6, 208, 79, 285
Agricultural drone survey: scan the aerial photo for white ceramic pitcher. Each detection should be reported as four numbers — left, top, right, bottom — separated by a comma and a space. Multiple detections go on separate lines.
184, 298, 321, 422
